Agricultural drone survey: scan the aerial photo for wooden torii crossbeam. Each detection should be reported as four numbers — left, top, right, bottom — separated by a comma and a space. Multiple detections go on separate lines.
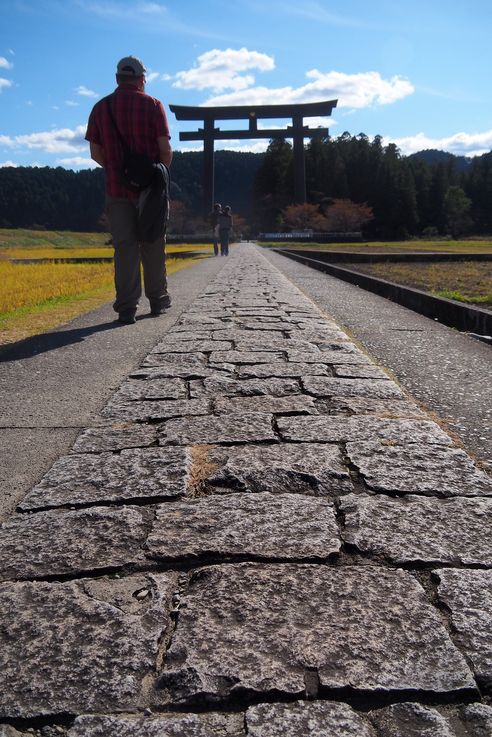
169, 100, 337, 215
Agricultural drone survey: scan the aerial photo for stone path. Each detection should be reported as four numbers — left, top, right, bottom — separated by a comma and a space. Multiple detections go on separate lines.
1, 244, 491, 736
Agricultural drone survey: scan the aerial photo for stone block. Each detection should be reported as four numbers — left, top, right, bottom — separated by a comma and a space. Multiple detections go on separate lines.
204, 443, 352, 494
303, 377, 405, 399
246, 701, 376, 736
192, 377, 301, 398
238, 363, 331, 378
213, 395, 317, 415
72, 425, 157, 453
347, 442, 492, 497
0, 573, 177, 718
371, 701, 492, 736
436, 569, 492, 689
0, 505, 148, 580
157, 564, 475, 705
102, 398, 211, 422
159, 412, 277, 445
19, 447, 189, 511
333, 365, 390, 379
341, 493, 492, 566
329, 397, 425, 416
277, 416, 450, 444
68, 713, 244, 737
111, 377, 188, 401
145, 493, 340, 562
209, 351, 284, 364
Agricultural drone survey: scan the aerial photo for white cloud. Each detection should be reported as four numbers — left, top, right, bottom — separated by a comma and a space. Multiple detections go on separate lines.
174, 48, 275, 93
75, 85, 98, 98
0, 125, 87, 154
385, 129, 492, 158
57, 156, 97, 167
145, 71, 160, 83
66, 100, 80, 107
0, 57, 13, 70
0, 78, 13, 92
204, 69, 413, 109
0, 160, 18, 167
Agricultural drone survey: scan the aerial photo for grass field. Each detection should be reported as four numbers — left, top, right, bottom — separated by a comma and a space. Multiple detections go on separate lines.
343, 261, 492, 308
260, 239, 492, 308
0, 228, 213, 346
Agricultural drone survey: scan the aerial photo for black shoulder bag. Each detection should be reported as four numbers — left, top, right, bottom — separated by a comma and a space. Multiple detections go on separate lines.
106, 96, 155, 191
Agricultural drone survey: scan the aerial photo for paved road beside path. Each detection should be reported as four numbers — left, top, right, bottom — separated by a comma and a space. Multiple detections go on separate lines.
263, 246, 492, 470
0, 243, 491, 735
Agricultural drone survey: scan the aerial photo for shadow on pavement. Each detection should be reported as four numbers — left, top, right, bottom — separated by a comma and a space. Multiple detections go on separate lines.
0, 320, 119, 362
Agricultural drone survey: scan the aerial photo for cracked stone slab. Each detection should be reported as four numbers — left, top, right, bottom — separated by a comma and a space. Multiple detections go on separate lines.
159, 412, 277, 445
68, 713, 244, 737
246, 701, 376, 736
303, 376, 405, 399
0, 505, 149, 580
72, 425, 158, 452
102, 398, 211, 422
330, 397, 425, 417
145, 493, 340, 562
0, 572, 177, 718
204, 443, 352, 494
277, 416, 451, 445
340, 493, 492, 566
238, 362, 331, 378
347, 442, 492, 497
156, 563, 475, 705
19, 447, 189, 511
370, 701, 492, 737
436, 569, 492, 689
191, 376, 301, 398
214, 394, 317, 415
209, 351, 284, 364
111, 377, 187, 401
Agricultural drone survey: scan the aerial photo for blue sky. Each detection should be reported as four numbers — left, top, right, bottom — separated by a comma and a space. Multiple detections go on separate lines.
1, 0, 491, 169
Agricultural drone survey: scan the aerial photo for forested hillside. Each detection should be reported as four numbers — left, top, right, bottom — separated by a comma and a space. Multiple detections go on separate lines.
0, 134, 491, 238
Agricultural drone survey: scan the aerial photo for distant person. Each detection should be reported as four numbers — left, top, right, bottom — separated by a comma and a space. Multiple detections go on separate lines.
218, 205, 233, 256
85, 55, 172, 324
210, 202, 222, 256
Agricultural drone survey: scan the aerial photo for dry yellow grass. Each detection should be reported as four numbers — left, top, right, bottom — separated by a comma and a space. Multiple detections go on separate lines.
0, 255, 206, 345
347, 261, 492, 307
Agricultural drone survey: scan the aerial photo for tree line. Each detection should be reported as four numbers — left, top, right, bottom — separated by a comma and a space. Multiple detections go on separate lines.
253, 134, 492, 238
0, 134, 490, 238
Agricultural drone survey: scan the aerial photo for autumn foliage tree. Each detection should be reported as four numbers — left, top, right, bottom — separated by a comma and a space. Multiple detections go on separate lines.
323, 199, 374, 233
281, 203, 328, 231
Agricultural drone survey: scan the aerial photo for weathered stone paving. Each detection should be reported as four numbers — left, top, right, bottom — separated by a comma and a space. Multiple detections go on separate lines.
1, 244, 491, 734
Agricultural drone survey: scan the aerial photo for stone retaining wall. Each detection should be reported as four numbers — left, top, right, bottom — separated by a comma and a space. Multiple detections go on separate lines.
0, 245, 491, 736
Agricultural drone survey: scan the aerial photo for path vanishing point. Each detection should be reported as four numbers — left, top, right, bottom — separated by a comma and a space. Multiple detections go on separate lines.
1, 243, 492, 736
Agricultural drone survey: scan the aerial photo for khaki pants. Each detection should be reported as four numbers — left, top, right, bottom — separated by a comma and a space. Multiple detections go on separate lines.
107, 196, 168, 314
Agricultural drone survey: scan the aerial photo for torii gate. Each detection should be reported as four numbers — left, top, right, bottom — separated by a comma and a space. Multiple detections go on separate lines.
169, 99, 337, 215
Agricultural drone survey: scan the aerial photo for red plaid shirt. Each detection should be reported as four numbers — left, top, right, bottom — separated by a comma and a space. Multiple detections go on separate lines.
85, 84, 171, 198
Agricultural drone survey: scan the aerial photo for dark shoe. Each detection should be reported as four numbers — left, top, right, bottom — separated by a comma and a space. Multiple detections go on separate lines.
150, 295, 171, 316
117, 309, 136, 324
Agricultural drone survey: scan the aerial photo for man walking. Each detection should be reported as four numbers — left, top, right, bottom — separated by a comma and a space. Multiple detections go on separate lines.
210, 202, 222, 256
85, 56, 172, 324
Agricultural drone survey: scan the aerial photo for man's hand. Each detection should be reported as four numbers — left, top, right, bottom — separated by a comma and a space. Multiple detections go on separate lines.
158, 136, 172, 167
89, 142, 105, 167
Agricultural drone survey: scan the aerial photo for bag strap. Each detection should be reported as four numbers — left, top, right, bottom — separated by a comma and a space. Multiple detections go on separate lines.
105, 95, 131, 154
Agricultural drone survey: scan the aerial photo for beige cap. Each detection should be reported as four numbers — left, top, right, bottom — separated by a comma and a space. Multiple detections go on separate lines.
116, 56, 146, 76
